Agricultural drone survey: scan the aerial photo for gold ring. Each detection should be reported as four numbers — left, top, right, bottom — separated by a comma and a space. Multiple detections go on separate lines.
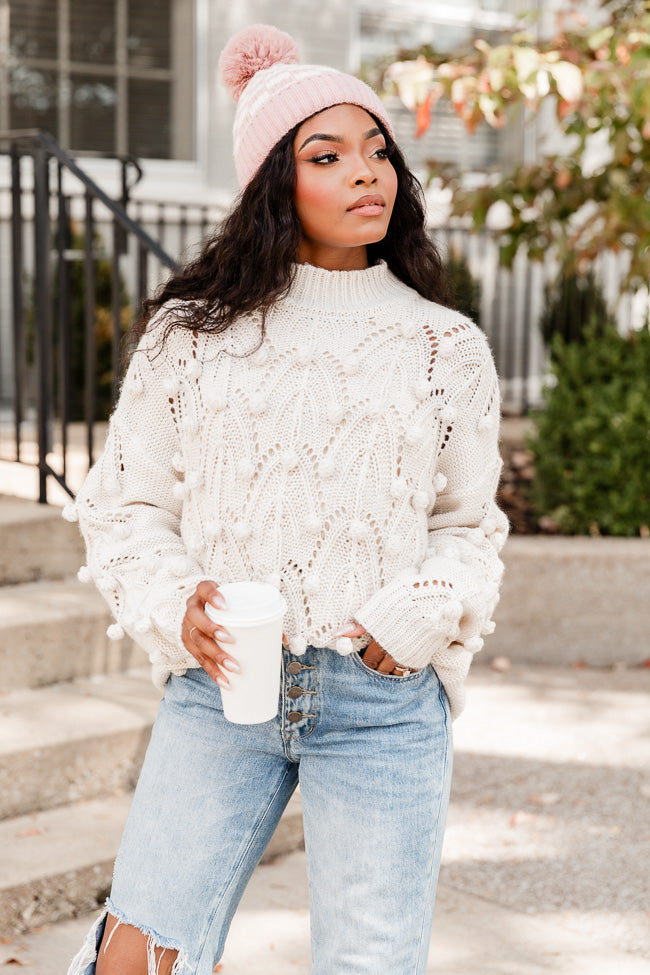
189, 626, 198, 640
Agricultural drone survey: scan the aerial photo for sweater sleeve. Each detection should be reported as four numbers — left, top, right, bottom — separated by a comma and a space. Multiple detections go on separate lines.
64, 323, 206, 685
354, 328, 509, 716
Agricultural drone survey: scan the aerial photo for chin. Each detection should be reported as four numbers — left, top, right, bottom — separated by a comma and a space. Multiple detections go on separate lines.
360, 229, 390, 246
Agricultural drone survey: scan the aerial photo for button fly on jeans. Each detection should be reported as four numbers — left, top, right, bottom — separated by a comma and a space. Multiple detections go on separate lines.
288, 711, 304, 722
288, 685, 303, 700
287, 661, 303, 675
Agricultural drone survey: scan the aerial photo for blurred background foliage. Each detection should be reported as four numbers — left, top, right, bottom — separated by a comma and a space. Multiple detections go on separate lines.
382, 0, 650, 289
381, 0, 650, 536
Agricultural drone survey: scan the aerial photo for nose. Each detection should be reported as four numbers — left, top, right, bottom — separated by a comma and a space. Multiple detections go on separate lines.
350, 156, 377, 187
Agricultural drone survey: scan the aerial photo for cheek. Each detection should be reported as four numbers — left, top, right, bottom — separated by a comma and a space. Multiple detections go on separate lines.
295, 172, 340, 229
385, 166, 398, 212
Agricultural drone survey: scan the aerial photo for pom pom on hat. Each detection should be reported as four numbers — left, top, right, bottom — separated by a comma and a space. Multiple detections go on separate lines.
219, 24, 300, 102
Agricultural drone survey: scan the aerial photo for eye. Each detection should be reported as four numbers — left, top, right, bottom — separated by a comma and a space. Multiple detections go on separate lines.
372, 146, 389, 159
309, 152, 339, 164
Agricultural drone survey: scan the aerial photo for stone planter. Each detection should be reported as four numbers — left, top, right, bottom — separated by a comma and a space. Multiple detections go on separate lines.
494, 536, 650, 666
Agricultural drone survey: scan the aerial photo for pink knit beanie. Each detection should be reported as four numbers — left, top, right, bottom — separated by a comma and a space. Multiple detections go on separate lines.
219, 24, 394, 190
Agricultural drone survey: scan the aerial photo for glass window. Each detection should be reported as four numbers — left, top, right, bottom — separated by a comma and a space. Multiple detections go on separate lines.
70, 0, 116, 65
9, 65, 58, 135
128, 0, 171, 69
69, 75, 117, 153
6, 0, 193, 159
9, 0, 58, 61
128, 78, 171, 158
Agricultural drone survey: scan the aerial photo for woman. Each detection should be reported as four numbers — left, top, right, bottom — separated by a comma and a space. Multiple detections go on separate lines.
66, 24, 507, 975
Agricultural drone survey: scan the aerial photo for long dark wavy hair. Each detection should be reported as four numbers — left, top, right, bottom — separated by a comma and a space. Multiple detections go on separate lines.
128, 115, 450, 356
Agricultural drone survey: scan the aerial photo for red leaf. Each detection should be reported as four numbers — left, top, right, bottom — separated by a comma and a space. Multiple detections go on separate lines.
415, 93, 433, 139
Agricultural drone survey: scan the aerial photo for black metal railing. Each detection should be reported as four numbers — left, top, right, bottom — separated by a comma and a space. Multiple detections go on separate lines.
0, 130, 178, 502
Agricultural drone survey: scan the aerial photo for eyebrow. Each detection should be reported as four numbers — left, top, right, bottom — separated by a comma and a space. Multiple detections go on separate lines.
297, 127, 382, 152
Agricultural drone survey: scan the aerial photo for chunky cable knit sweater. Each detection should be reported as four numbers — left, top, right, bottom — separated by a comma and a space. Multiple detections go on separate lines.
66, 261, 508, 718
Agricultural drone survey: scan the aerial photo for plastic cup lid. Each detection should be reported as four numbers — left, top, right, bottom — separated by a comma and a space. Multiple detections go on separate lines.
206, 581, 287, 625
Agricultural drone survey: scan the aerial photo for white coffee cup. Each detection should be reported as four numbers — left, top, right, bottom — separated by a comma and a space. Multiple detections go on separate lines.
205, 581, 288, 724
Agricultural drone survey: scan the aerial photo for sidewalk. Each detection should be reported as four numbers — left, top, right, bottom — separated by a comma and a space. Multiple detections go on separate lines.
2, 661, 649, 974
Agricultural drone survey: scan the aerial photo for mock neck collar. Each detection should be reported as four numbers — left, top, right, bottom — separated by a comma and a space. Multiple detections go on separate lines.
285, 260, 412, 312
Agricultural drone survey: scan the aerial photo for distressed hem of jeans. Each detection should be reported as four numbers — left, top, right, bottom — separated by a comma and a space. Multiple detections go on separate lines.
66, 899, 192, 975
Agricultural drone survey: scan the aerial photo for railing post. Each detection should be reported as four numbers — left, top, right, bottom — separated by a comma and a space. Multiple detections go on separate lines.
137, 241, 148, 317
111, 218, 123, 402
84, 190, 97, 466
33, 144, 53, 504
10, 145, 25, 462
56, 163, 72, 483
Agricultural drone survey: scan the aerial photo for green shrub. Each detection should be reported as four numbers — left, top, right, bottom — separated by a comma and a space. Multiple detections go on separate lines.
25, 226, 131, 422
444, 247, 481, 328
64, 228, 131, 421
527, 321, 650, 536
539, 264, 609, 349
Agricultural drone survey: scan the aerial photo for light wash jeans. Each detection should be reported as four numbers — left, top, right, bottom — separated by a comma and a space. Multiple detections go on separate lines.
67, 644, 452, 975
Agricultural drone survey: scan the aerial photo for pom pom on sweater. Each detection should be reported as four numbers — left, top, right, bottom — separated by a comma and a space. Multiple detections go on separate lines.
433, 472, 448, 493
289, 634, 308, 656
219, 25, 300, 103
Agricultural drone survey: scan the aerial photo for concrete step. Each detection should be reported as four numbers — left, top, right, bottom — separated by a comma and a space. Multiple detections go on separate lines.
0, 790, 304, 939
0, 578, 141, 691
0, 668, 160, 820
0, 495, 85, 585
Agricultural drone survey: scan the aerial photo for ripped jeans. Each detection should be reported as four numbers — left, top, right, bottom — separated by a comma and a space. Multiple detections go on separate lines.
67, 644, 452, 975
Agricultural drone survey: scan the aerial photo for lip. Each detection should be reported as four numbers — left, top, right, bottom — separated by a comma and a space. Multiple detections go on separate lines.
346, 194, 386, 214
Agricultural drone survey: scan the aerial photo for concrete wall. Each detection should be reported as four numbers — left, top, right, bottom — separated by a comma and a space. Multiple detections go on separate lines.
494, 537, 650, 667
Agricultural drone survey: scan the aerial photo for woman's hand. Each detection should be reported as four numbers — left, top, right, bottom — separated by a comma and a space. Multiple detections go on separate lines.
182, 580, 240, 688
337, 622, 420, 676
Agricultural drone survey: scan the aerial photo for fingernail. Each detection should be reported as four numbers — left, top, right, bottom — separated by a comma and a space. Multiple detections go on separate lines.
214, 628, 235, 644
221, 658, 240, 673
211, 594, 227, 609
335, 624, 356, 637
215, 674, 229, 688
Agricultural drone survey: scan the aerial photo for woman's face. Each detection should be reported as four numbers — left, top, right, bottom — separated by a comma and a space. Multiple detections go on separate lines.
293, 103, 398, 271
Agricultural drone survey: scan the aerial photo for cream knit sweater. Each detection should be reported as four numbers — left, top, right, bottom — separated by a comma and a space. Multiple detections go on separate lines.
66, 261, 508, 719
